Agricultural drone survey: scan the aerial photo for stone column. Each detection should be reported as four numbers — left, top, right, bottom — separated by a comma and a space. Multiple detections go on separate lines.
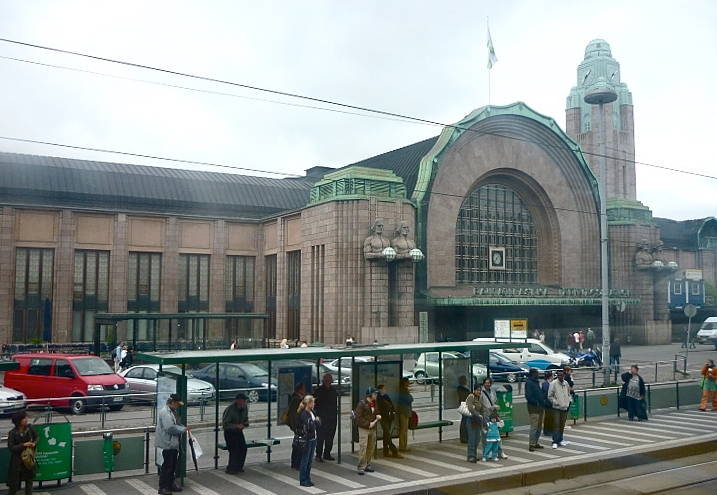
109, 214, 128, 339
397, 262, 415, 327
0, 207, 15, 344
365, 261, 389, 329
53, 210, 74, 343
209, 220, 226, 340
161, 217, 178, 338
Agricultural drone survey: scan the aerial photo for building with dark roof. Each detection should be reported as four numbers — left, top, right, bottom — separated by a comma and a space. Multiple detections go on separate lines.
1, 40, 715, 348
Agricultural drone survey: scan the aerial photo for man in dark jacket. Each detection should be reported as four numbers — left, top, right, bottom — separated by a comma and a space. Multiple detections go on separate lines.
222, 393, 249, 474
525, 368, 545, 451
376, 384, 401, 458
287, 383, 305, 470
314, 373, 338, 462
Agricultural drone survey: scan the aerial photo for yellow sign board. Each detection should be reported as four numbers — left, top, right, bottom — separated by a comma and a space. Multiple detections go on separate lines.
510, 319, 528, 331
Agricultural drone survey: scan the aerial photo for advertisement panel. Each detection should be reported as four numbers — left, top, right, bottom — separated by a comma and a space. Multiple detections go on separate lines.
442, 357, 471, 409
277, 366, 313, 426
35, 423, 72, 481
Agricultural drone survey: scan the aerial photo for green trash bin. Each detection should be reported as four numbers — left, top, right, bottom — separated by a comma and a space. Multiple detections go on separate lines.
496, 384, 514, 434
569, 393, 580, 421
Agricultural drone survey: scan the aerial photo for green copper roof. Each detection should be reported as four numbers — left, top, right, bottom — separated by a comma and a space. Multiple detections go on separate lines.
607, 198, 655, 226
309, 166, 408, 205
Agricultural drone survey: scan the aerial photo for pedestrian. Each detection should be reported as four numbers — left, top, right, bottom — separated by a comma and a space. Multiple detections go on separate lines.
586, 328, 596, 349
230, 339, 238, 350
112, 341, 123, 372
578, 330, 586, 351
620, 365, 647, 421
222, 393, 249, 474
562, 366, 575, 396
156, 394, 187, 495
300, 341, 308, 348
525, 368, 545, 451
314, 373, 337, 461
376, 384, 401, 458
456, 375, 471, 444
541, 370, 554, 438
287, 383, 306, 470
279, 338, 289, 349
120, 345, 133, 370
610, 338, 622, 370
548, 370, 571, 449
698, 360, 717, 411
539, 331, 546, 344
566, 332, 575, 353
355, 387, 381, 475
478, 377, 498, 440
482, 413, 505, 462
296, 395, 320, 487
397, 377, 413, 452
345, 336, 355, 347
553, 331, 560, 351
7, 411, 37, 495
465, 382, 483, 463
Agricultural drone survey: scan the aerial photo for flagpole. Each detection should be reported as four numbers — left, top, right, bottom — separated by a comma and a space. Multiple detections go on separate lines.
487, 17, 491, 108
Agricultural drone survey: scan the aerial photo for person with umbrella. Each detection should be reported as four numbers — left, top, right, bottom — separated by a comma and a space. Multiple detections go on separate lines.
222, 393, 249, 474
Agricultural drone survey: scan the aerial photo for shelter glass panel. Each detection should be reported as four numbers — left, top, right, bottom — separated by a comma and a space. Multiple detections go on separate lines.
456, 183, 537, 284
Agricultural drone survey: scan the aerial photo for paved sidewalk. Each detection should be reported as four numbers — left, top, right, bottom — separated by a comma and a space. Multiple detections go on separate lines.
28, 407, 717, 495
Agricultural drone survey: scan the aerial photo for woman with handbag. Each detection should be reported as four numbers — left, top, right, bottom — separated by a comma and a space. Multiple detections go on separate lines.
295, 395, 320, 487
7, 411, 37, 495
621, 365, 647, 421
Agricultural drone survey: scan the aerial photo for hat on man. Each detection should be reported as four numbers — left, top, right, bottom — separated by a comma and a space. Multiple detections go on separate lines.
167, 393, 184, 405
365, 387, 379, 396
234, 392, 248, 401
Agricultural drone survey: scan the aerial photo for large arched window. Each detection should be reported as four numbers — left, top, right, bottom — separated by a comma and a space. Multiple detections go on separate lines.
456, 183, 537, 284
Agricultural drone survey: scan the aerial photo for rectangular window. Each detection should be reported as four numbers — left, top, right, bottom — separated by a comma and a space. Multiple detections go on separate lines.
54, 359, 72, 378
28, 358, 52, 376
265, 255, 277, 339
673, 282, 682, 296
127, 252, 162, 342
225, 256, 256, 343
286, 250, 301, 341
13, 248, 54, 343
72, 250, 110, 342
178, 254, 210, 342
691, 282, 701, 296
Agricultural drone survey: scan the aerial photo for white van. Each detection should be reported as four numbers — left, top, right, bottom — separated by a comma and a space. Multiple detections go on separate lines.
472, 338, 571, 370
695, 317, 717, 344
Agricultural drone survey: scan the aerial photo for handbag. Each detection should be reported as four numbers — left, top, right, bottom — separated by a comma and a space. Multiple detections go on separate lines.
292, 434, 307, 452
457, 401, 472, 417
21, 447, 36, 470
409, 410, 419, 428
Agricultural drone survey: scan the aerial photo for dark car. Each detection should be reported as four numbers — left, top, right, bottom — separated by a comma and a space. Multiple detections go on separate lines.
488, 352, 529, 383
259, 360, 351, 395
191, 363, 277, 403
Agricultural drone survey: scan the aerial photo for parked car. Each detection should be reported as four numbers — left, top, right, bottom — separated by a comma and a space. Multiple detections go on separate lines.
323, 356, 373, 374
0, 385, 26, 416
412, 352, 488, 384
258, 360, 351, 395
488, 351, 530, 382
5, 353, 129, 414
695, 317, 717, 344
191, 362, 277, 402
120, 364, 215, 404
473, 338, 571, 370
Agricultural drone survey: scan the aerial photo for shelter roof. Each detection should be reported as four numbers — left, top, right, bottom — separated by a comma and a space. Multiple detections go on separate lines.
135, 341, 506, 365
0, 151, 312, 219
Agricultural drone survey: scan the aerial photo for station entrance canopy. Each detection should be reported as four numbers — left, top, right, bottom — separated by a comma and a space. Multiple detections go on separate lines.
427, 286, 640, 307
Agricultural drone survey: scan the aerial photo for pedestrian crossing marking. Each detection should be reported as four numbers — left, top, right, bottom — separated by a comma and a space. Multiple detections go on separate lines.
663, 412, 717, 425
213, 471, 277, 495
398, 453, 472, 472
563, 432, 634, 447
310, 467, 366, 488
579, 424, 674, 440
368, 458, 439, 477
252, 465, 325, 494
332, 457, 404, 483
125, 478, 158, 495
186, 479, 221, 495
647, 417, 717, 429
438, 443, 535, 464
622, 419, 702, 432
79, 484, 106, 495
572, 429, 653, 444
500, 444, 560, 459
510, 433, 599, 453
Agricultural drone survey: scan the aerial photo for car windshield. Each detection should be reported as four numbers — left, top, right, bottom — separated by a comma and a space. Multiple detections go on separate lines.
73, 358, 115, 376
492, 353, 513, 364
162, 366, 182, 374
240, 363, 269, 377
701, 322, 717, 330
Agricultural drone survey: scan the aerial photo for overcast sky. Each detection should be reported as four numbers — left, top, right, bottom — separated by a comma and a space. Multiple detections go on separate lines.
0, 0, 715, 220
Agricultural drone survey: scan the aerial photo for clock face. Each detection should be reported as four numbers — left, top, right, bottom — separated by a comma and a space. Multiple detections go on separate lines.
489, 247, 505, 270
493, 252, 503, 266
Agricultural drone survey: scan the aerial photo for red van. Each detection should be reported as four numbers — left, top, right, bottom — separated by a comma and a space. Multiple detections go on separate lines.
4, 353, 129, 414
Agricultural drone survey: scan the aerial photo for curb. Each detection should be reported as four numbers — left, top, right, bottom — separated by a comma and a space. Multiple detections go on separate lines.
397, 432, 717, 494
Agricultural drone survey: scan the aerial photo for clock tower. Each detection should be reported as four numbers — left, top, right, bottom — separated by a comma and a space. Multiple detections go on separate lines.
566, 39, 635, 201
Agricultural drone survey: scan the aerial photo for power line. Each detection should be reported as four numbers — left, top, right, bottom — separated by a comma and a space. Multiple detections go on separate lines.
0, 135, 303, 178
0, 37, 714, 181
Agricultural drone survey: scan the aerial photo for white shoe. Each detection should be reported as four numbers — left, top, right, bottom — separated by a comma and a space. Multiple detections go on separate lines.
481, 457, 487, 462
559, 441, 570, 447
552, 443, 558, 449
500, 454, 509, 459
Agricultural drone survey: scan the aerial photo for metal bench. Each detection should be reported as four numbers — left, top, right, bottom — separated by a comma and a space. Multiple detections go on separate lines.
409, 420, 454, 430
218, 438, 280, 450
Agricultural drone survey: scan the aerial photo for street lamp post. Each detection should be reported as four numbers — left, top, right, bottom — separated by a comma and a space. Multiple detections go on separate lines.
584, 78, 617, 385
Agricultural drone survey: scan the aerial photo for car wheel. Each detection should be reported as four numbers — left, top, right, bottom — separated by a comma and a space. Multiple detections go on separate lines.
247, 390, 259, 403
109, 404, 124, 411
70, 396, 86, 415
414, 371, 427, 385
507, 373, 517, 383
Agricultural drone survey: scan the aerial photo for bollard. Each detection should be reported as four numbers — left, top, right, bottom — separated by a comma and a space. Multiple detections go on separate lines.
592, 369, 596, 388
145, 428, 150, 474
655, 362, 659, 383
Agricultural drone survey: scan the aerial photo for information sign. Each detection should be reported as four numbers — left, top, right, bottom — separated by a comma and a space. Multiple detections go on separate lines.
35, 423, 72, 481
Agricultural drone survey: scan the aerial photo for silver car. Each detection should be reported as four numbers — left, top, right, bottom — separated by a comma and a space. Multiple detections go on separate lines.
120, 365, 215, 404
412, 352, 487, 384
0, 385, 26, 415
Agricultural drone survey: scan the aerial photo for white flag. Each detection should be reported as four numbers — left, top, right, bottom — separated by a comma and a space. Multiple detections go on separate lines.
487, 27, 498, 69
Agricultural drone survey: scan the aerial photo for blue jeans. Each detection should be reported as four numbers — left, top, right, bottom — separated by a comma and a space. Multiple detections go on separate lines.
299, 439, 316, 485
552, 409, 568, 444
483, 441, 500, 460
466, 417, 481, 461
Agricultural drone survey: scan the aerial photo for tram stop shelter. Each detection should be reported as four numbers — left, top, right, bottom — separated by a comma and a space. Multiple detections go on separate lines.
135, 340, 506, 478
